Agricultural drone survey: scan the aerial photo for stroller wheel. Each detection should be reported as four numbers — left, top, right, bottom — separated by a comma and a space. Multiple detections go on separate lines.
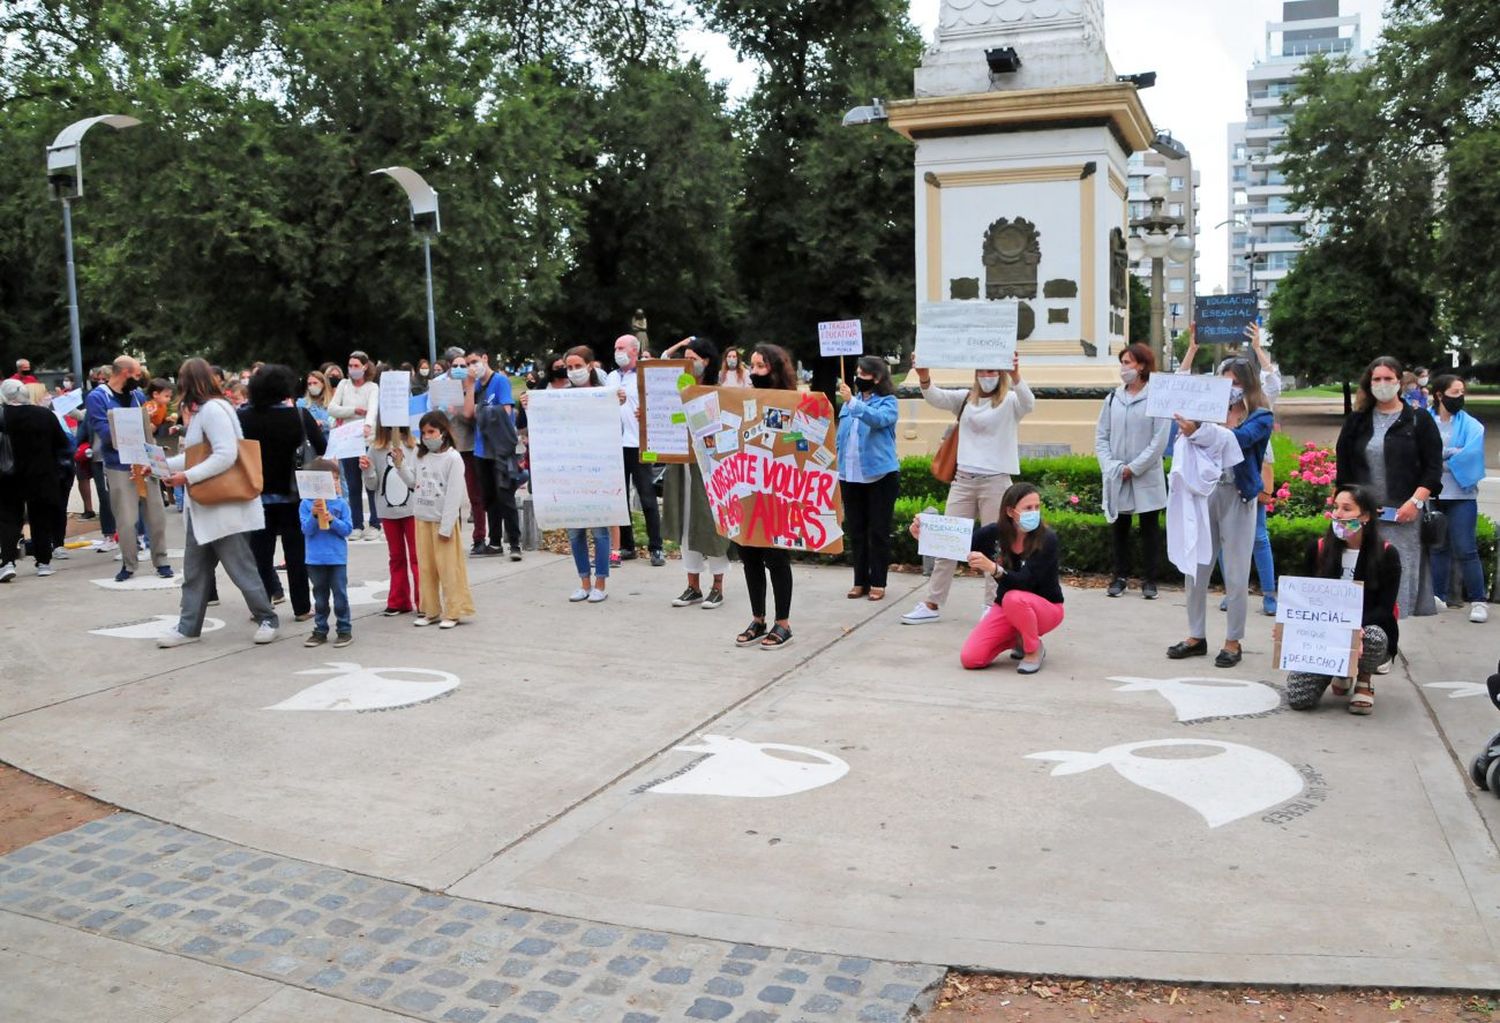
1488, 758, 1500, 798
1473, 752, 1492, 790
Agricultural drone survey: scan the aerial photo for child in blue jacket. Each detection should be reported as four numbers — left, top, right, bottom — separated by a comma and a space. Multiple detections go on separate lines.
299, 459, 355, 647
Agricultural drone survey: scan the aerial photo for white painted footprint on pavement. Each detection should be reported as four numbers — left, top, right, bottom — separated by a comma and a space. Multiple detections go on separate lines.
345, 580, 390, 606
91, 614, 224, 640
1110, 675, 1282, 722
266, 662, 460, 712
650, 735, 849, 798
90, 574, 183, 591
1026, 739, 1305, 828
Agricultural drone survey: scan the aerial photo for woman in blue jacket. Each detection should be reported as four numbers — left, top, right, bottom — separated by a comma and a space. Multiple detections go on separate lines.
1429, 374, 1489, 621
836, 356, 901, 601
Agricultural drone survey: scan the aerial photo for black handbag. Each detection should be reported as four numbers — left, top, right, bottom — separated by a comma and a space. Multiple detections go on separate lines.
1421, 504, 1448, 548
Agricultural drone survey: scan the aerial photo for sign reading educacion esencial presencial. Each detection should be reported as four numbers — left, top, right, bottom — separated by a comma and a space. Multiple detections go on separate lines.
917, 513, 975, 563
635, 359, 692, 465
817, 319, 863, 358
681, 384, 844, 554
528, 387, 632, 530
1194, 292, 1258, 343
1145, 373, 1234, 424
1275, 576, 1365, 677
914, 300, 1018, 369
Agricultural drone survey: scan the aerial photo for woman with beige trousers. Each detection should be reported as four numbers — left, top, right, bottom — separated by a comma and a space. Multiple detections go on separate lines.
901, 359, 1034, 625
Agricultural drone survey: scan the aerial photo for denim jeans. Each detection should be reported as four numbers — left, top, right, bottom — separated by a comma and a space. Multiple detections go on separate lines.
567, 527, 610, 579
1432, 498, 1486, 603
1253, 502, 1276, 597
307, 563, 351, 636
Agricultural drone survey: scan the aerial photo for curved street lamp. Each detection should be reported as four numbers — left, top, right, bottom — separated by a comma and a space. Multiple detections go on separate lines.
46, 114, 141, 381
371, 167, 441, 368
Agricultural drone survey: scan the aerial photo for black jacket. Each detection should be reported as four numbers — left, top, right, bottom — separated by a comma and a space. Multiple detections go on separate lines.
238, 405, 326, 498
1334, 403, 1443, 505
2, 405, 72, 487
1305, 535, 1403, 656
972, 524, 1064, 605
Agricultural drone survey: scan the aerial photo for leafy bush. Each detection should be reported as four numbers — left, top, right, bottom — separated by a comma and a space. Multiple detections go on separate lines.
1272, 440, 1337, 518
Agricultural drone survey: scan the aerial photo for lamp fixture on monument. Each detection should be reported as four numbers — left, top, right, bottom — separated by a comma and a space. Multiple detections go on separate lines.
1128, 173, 1192, 366
371, 166, 442, 368
841, 98, 888, 127
45, 114, 142, 383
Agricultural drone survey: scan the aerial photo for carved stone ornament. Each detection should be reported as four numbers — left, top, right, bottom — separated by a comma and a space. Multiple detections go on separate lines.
982, 217, 1041, 300
939, 0, 1103, 41
1108, 228, 1128, 310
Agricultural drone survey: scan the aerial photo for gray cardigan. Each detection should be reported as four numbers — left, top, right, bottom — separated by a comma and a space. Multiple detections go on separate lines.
1095, 384, 1170, 519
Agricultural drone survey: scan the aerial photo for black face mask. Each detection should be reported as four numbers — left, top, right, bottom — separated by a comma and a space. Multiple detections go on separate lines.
1442, 394, 1465, 416
855, 376, 875, 392
749, 372, 772, 389
549, 364, 568, 381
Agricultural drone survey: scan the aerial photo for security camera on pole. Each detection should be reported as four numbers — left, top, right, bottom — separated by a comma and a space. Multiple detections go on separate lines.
371, 167, 442, 369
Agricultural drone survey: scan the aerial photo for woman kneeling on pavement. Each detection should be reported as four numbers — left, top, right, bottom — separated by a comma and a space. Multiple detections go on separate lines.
1285, 485, 1400, 715
913, 482, 1064, 674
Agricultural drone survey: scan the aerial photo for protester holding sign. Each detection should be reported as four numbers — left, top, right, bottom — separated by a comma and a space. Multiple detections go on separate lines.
1334, 356, 1443, 622
901, 356, 1033, 625
362, 420, 420, 617
327, 351, 380, 539
412, 411, 473, 628
607, 334, 665, 567
0, 380, 73, 582
298, 459, 355, 648
836, 356, 900, 601
1096, 343, 1170, 600
1284, 485, 1401, 714
659, 338, 731, 610
1427, 374, 1488, 621
734, 345, 800, 649
87, 355, 172, 582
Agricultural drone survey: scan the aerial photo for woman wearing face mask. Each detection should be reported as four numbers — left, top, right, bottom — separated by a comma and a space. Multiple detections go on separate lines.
297, 370, 333, 434
928, 482, 1063, 673
1096, 343, 1170, 600
1285, 485, 1400, 714
1334, 356, 1442, 625
836, 356, 901, 601
1428, 374, 1487, 622
415, 359, 431, 393
901, 355, 1034, 625
1167, 359, 1275, 668
720, 348, 749, 388
735, 344, 800, 648
327, 351, 381, 540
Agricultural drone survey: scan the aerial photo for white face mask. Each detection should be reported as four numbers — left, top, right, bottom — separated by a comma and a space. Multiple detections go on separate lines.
977, 374, 1000, 394
726, 356, 738, 369
348, 366, 364, 382
567, 367, 591, 387
418, 367, 429, 378
1371, 381, 1400, 403
1417, 376, 1429, 387
614, 350, 632, 369
308, 383, 323, 396
1120, 367, 1138, 385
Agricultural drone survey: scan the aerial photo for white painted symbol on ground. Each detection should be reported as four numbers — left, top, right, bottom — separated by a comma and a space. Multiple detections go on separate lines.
266, 662, 460, 712
1026, 739, 1305, 828
650, 735, 849, 798
1110, 675, 1282, 722
90, 574, 184, 591
90, 615, 224, 640
1424, 681, 1488, 700
346, 580, 390, 606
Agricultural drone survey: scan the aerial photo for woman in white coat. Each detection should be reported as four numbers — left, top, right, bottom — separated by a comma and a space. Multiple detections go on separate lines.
1096, 343, 1170, 599
158, 358, 279, 648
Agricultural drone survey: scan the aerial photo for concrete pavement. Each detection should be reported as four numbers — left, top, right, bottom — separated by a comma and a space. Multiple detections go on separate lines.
4, 511, 1500, 1015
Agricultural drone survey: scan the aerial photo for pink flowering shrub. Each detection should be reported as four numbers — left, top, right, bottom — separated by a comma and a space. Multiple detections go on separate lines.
1268, 442, 1338, 518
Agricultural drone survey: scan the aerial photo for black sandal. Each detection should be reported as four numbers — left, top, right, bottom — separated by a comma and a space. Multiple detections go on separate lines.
760, 623, 793, 649
736, 620, 768, 646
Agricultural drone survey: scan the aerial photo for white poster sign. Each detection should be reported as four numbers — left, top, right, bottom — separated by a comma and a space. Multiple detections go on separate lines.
915, 301, 1018, 369
107, 406, 150, 464
917, 513, 974, 562
817, 319, 863, 358
426, 376, 464, 415
51, 389, 84, 419
1275, 576, 1364, 627
528, 388, 631, 529
1278, 621, 1355, 677
377, 372, 411, 428
1145, 374, 1234, 424
295, 470, 340, 500
144, 444, 173, 480
325, 421, 367, 461
639, 363, 691, 461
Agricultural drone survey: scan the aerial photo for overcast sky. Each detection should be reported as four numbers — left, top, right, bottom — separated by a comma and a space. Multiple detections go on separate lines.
685, 0, 1386, 295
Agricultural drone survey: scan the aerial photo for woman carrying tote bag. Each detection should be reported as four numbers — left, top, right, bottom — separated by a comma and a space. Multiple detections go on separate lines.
158, 358, 280, 649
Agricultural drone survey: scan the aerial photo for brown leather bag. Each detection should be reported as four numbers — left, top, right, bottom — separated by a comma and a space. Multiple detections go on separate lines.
184, 437, 263, 505
931, 396, 968, 484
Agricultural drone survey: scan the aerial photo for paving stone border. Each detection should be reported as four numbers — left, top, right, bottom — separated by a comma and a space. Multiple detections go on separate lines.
0, 814, 944, 1022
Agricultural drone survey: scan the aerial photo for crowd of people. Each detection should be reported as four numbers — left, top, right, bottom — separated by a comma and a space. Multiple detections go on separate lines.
0, 334, 1490, 710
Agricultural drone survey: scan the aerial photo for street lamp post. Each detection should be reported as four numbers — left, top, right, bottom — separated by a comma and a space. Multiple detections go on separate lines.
1127, 173, 1194, 370
46, 114, 141, 382
371, 167, 442, 368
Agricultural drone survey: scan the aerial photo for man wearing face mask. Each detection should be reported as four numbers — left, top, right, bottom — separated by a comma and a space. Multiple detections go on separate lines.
604, 334, 665, 567
467, 346, 523, 559
84, 355, 171, 580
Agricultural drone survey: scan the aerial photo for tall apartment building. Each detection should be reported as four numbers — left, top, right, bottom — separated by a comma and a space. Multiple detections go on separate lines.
1128, 149, 1200, 343
1227, 0, 1362, 306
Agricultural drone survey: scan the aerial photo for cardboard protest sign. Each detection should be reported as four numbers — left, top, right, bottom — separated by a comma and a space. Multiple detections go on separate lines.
636, 359, 693, 464
295, 470, 340, 500
915, 300, 1018, 369
681, 385, 843, 554
1146, 374, 1233, 424
1273, 576, 1364, 677
108, 406, 150, 464
818, 319, 863, 358
1195, 292, 1258, 343
917, 513, 975, 562
528, 387, 632, 529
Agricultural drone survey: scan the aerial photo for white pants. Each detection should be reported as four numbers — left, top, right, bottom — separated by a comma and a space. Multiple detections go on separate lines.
682, 549, 729, 576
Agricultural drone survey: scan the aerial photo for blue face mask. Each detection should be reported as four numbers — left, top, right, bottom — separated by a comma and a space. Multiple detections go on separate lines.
1017, 509, 1042, 533
451, 366, 468, 380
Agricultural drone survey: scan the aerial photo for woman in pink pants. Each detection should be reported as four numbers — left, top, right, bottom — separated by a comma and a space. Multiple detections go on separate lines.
916, 482, 1065, 674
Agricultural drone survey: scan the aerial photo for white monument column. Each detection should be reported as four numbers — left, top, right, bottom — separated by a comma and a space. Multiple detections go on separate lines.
889, 0, 1155, 454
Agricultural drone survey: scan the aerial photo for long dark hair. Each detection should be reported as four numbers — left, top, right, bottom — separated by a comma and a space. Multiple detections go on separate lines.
683, 336, 721, 386
417, 410, 455, 455
751, 344, 796, 390
176, 358, 224, 409
996, 481, 1046, 562
247, 363, 297, 410
854, 355, 895, 397
1317, 484, 1382, 578
1355, 355, 1404, 413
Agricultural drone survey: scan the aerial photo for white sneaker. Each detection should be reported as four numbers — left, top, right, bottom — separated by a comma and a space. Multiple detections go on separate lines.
587, 589, 608, 603
0, 562, 14, 583
900, 602, 940, 625
52, 548, 70, 560
438, 618, 459, 629
157, 629, 199, 649
253, 621, 279, 644
366, 527, 381, 541
1471, 602, 1489, 623
36, 564, 54, 577
569, 588, 591, 602
97, 538, 119, 553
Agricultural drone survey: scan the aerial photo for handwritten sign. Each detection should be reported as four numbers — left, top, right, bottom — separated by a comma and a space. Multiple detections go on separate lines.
51, 388, 84, 419
917, 513, 974, 562
1146, 374, 1233, 423
1195, 292, 1258, 343
818, 319, 863, 358
529, 388, 631, 529
377, 372, 411, 429
325, 421, 367, 461
144, 444, 173, 480
1274, 576, 1364, 677
683, 385, 843, 553
108, 406, 150, 465
426, 376, 464, 414
636, 359, 692, 464
295, 470, 340, 500
915, 300, 1018, 369
1276, 621, 1359, 678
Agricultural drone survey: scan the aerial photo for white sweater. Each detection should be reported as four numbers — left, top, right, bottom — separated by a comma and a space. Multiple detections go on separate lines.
922, 380, 1035, 475
414, 447, 468, 537
328, 379, 379, 428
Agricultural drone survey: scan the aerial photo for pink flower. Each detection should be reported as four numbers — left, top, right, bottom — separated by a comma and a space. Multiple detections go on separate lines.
1068, 494, 1080, 506
1305, 442, 1317, 449
1276, 486, 1290, 499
